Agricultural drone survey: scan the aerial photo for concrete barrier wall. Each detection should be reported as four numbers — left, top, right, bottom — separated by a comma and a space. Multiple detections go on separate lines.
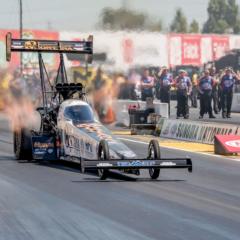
158, 118, 240, 144
232, 93, 240, 113
113, 100, 168, 126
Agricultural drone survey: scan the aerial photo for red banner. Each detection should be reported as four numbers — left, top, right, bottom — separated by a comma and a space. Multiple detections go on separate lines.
212, 35, 229, 60
122, 38, 134, 64
181, 35, 201, 65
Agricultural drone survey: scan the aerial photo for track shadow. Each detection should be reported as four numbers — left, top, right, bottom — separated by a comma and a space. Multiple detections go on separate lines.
72, 178, 186, 183
36, 160, 82, 174
71, 171, 186, 183
4, 158, 187, 183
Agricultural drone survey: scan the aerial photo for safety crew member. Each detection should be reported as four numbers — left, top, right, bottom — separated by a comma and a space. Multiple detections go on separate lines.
198, 70, 215, 119
220, 67, 239, 118
175, 70, 192, 119
209, 67, 220, 114
140, 69, 154, 101
158, 67, 172, 115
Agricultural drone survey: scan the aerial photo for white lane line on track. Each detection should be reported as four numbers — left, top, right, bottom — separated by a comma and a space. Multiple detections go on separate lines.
118, 137, 240, 162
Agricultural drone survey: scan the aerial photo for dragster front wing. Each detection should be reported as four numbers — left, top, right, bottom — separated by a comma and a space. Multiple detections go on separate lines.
81, 158, 192, 173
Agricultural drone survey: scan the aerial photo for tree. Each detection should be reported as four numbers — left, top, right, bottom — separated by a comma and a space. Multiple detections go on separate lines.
189, 20, 200, 33
98, 7, 163, 32
203, 0, 240, 34
145, 20, 163, 32
170, 8, 188, 33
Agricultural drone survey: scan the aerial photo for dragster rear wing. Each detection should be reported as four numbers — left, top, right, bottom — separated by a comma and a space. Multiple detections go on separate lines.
81, 158, 193, 173
6, 32, 93, 62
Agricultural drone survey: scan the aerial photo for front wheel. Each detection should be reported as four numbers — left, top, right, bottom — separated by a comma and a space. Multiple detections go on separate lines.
97, 140, 110, 180
148, 140, 161, 179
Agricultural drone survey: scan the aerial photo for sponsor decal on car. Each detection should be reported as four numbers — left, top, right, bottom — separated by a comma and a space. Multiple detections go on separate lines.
97, 163, 113, 167
38, 41, 58, 50
76, 123, 113, 141
85, 142, 93, 153
160, 162, 176, 166
47, 149, 54, 154
33, 142, 54, 148
33, 149, 46, 154
65, 134, 81, 150
117, 160, 156, 167
24, 40, 37, 49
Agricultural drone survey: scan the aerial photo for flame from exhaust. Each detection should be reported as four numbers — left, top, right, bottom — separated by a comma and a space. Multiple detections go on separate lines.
4, 97, 39, 132
92, 73, 124, 124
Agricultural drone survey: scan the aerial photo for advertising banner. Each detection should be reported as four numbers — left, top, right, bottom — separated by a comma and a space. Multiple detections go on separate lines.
201, 36, 212, 64
126, 32, 168, 67
229, 35, 240, 50
2, 30, 240, 70
181, 34, 201, 65
212, 35, 229, 60
215, 135, 240, 154
236, 127, 240, 135
160, 119, 239, 144
169, 34, 182, 67
60, 31, 168, 70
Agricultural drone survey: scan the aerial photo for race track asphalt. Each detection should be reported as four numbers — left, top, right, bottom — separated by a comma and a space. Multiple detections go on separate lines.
0, 114, 240, 240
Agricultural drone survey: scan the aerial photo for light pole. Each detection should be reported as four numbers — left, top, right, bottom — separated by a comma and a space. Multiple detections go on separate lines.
19, 0, 23, 72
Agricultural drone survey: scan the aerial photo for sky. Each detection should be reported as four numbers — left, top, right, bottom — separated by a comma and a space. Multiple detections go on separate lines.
0, 0, 240, 31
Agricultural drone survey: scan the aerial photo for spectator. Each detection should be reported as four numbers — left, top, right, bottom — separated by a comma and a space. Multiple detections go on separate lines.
198, 70, 215, 119
158, 67, 173, 115
140, 69, 154, 101
220, 67, 239, 118
175, 70, 192, 119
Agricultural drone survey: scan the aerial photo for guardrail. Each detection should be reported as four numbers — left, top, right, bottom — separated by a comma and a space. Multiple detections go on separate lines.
232, 93, 240, 113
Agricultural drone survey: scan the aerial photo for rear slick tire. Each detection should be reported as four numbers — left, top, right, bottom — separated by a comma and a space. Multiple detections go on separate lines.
14, 129, 32, 161
97, 140, 110, 180
148, 140, 161, 180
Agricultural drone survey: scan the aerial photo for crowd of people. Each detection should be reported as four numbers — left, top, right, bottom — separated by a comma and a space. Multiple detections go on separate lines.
1, 64, 239, 122
0, 67, 57, 111
132, 66, 240, 119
